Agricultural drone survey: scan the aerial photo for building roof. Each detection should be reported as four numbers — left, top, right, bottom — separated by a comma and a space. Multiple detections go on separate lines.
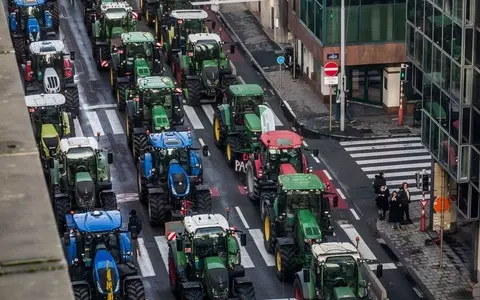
260, 130, 303, 149
278, 173, 326, 191
121, 32, 154, 43
188, 33, 221, 44
228, 84, 264, 96
29, 40, 64, 55
137, 76, 175, 90
183, 214, 229, 234
25, 93, 65, 107
170, 9, 208, 20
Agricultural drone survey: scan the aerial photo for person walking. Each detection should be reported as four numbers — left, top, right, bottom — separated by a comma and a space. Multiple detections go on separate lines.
373, 172, 386, 194
376, 185, 390, 220
128, 210, 143, 265
398, 182, 412, 224
388, 191, 402, 229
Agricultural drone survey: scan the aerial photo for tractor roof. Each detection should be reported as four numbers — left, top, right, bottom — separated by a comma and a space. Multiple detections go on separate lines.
25, 93, 65, 107
29, 40, 65, 55
13, 0, 46, 6
229, 84, 264, 97
69, 210, 122, 233
311, 242, 360, 262
261, 130, 303, 149
278, 174, 326, 191
121, 32, 154, 43
60, 137, 99, 153
102, 3, 132, 18
138, 76, 175, 90
188, 33, 221, 44
149, 131, 193, 149
184, 214, 229, 234
170, 9, 208, 20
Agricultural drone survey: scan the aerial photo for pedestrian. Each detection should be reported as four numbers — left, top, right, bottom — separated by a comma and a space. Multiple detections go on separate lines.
373, 172, 386, 194
376, 185, 390, 220
388, 191, 402, 229
398, 182, 412, 224
128, 210, 142, 265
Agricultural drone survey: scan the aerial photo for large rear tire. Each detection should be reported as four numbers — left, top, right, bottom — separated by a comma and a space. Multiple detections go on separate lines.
186, 79, 201, 107
49, 1, 60, 31
116, 83, 128, 111
246, 160, 259, 202
100, 192, 117, 210
225, 137, 242, 168
54, 195, 70, 234
193, 189, 212, 214
213, 110, 226, 148
136, 164, 148, 205
235, 282, 256, 300
148, 192, 168, 226
65, 87, 80, 118
73, 285, 91, 300
275, 243, 297, 282
181, 288, 203, 300
133, 133, 148, 162
13, 37, 26, 63
125, 279, 146, 300
168, 247, 179, 295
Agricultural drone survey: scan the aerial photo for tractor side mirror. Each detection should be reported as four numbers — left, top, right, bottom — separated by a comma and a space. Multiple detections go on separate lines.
312, 149, 319, 157
70, 51, 75, 61
240, 232, 247, 246
48, 157, 55, 169
176, 236, 183, 252
63, 232, 70, 246
202, 145, 209, 156
376, 264, 383, 278
230, 44, 235, 54
211, 21, 216, 30
333, 195, 339, 208
303, 269, 310, 283
107, 152, 113, 164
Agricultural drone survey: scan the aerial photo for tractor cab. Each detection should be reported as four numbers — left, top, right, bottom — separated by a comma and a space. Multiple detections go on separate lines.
94, 2, 136, 43
8, 0, 54, 42
227, 84, 264, 128
163, 9, 209, 54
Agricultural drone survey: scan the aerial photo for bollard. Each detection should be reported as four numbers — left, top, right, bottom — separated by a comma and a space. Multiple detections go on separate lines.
420, 192, 428, 232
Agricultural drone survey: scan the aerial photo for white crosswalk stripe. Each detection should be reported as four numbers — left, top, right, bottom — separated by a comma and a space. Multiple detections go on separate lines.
78, 109, 125, 137
340, 136, 431, 202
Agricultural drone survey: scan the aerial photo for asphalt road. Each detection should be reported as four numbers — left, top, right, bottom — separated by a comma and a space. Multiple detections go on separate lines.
47, 1, 426, 299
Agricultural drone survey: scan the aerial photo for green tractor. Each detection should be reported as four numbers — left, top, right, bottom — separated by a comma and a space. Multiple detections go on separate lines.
166, 213, 257, 299
125, 76, 185, 158
141, 0, 191, 40
48, 136, 117, 232
25, 93, 75, 169
91, 1, 137, 69
109, 31, 164, 110
213, 84, 276, 167
161, 9, 211, 65
294, 242, 371, 300
262, 174, 338, 281
175, 33, 237, 107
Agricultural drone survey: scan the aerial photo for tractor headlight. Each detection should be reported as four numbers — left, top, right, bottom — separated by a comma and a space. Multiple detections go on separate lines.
195, 163, 200, 168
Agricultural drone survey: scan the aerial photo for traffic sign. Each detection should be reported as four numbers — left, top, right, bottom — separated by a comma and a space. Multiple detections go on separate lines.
324, 76, 339, 85
277, 56, 285, 65
324, 62, 339, 77
421, 199, 428, 208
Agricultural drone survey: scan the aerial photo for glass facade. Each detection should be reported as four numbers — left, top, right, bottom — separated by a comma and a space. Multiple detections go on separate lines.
406, 0, 480, 219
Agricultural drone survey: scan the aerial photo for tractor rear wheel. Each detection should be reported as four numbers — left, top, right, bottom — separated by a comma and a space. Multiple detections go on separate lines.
50, 1, 60, 31
260, 192, 275, 219
54, 195, 70, 234
100, 192, 117, 210
181, 288, 203, 300
213, 111, 226, 148
126, 116, 133, 146
186, 78, 201, 107
136, 164, 148, 205
275, 244, 296, 281
148, 192, 168, 226
246, 160, 259, 202
225, 137, 242, 168
235, 282, 256, 300
133, 133, 148, 162
13, 37, 26, 63
193, 189, 212, 214
116, 83, 128, 111
293, 277, 305, 300
73, 285, 91, 300
168, 247, 179, 295
125, 279, 146, 300
263, 214, 274, 253
65, 87, 79, 118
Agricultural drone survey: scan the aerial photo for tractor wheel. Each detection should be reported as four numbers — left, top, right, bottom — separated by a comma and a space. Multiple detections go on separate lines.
126, 116, 133, 146
235, 282, 256, 300
193, 189, 212, 214
260, 192, 275, 219
109, 67, 116, 88
125, 279, 146, 300
213, 110, 226, 148
263, 213, 274, 253
73, 285, 91, 300
148, 192, 168, 226
246, 160, 259, 202
136, 164, 148, 205
168, 247, 179, 295
13, 37, 26, 63
293, 277, 305, 300
274, 243, 297, 281
68, 113, 76, 137
225, 137, 242, 168
54, 196, 70, 234
116, 83, 127, 111
186, 78, 201, 107
65, 87, 80, 118
50, 1, 60, 31
181, 288, 203, 300
100, 192, 117, 210
133, 133, 148, 162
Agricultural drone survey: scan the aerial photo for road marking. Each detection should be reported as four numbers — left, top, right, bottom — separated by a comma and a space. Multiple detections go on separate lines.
369, 263, 397, 270
336, 188, 346, 200
273, 112, 283, 126
412, 287, 424, 298
386, 178, 430, 187
235, 235, 255, 268
302, 140, 308, 147
198, 138, 210, 155
116, 193, 138, 203
310, 153, 320, 163
350, 208, 360, 220
248, 229, 275, 266
183, 105, 204, 129
351, 148, 429, 158
229, 61, 237, 75
361, 162, 431, 172
201, 104, 214, 124
235, 206, 250, 229
136, 238, 156, 277
237, 76, 245, 84
356, 155, 431, 165
411, 194, 431, 201
73, 118, 84, 137
344, 142, 425, 152
85, 111, 105, 136
81, 104, 118, 110
366, 170, 431, 179
154, 236, 170, 272
338, 223, 377, 260
323, 170, 333, 180
339, 136, 421, 146
105, 109, 124, 135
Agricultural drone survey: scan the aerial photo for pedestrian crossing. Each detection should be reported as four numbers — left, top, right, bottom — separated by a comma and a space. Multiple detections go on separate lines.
340, 136, 432, 202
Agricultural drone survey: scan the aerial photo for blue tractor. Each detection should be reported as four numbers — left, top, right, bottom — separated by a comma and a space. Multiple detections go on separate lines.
136, 130, 212, 226
63, 210, 146, 300
8, 0, 56, 62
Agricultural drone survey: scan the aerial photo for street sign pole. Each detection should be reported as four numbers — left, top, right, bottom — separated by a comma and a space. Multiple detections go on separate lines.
340, 0, 346, 132
329, 85, 333, 132
277, 56, 285, 104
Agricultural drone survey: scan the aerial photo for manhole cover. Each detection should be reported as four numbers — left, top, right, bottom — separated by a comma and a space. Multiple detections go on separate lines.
389, 128, 412, 134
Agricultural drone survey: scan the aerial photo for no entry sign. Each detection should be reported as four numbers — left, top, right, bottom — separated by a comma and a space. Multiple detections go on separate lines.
324, 62, 339, 77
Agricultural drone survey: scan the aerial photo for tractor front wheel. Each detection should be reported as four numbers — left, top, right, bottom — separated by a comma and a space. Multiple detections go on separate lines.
116, 83, 128, 111
65, 87, 80, 118
293, 277, 305, 300
125, 279, 146, 300
180, 288, 202, 300
225, 138, 242, 168
136, 164, 148, 205
73, 285, 91, 300
186, 78, 201, 107
235, 282, 256, 300
275, 244, 296, 282
246, 160, 259, 202
148, 191, 168, 226
213, 112, 226, 148
133, 133, 148, 162
263, 215, 273, 253
193, 189, 212, 214
54, 195, 70, 234
13, 37, 26, 63
168, 247, 179, 294
100, 192, 117, 210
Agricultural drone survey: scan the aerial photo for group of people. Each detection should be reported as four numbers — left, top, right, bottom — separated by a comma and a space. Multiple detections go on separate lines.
373, 172, 412, 230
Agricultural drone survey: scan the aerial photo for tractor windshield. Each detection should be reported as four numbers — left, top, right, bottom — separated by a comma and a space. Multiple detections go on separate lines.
20, 6, 45, 27
145, 89, 172, 106
268, 148, 303, 173
193, 227, 228, 258
180, 19, 204, 34
236, 96, 262, 113
156, 147, 189, 173
194, 41, 220, 60
127, 42, 153, 59
66, 148, 96, 184
286, 192, 320, 214
323, 256, 359, 292
37, 106, 60, 124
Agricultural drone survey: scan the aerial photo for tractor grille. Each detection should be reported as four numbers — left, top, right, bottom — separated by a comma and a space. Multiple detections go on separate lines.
172, 173, 188, 195
43, 68, 61, 93
43, 137, 58, 155
76, 180, 95, 206
203, 66, 219, 84
208, 268, 229, 298
46, 76, 60, 92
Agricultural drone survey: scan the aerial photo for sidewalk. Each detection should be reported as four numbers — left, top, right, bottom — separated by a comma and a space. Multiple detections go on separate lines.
218, 4, 420, 139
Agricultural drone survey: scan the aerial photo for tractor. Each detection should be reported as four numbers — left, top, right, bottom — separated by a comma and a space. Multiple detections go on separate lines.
137, 131, 211, 225
141, 0, 191, 40
48, 136, 117, 232
24, 40, 79, 117
109, 31, 164, 111
245, 130, 319, 202
25, 93, 75, 169
125, 76, 184, 158
8, 0, 56, 62
161, 9, 211, 65
90, 2, 137, 68
294, 242, 370, 300
262, 174, 338, 281
175, 33, 237, 107
166, 213, 256, 299
213, 84, 279, 168
63, 210, 146, 300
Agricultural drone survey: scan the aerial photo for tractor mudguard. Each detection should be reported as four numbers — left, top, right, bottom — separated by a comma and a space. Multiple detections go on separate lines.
233, 277, 252, 287
123, 275, 143, 283
186, 75, 200, 81
12, 33, 24, 39
216, 104, 231, 128
294, 270, 316, 299
71, 280, 90, 289
276, 236, 295, 247
258, 180, 276, 191
125, 100, 136, 119
133, 127, 146, 136
148, 187, 164, 195
180, 281, 202, 290
96, 180, 113, 192
117, 77, 130, 84
253, 158, 262, 178
95, 41, 107, 47
229, 265, 245, 279
194, 184, 210, 193
65, 82, 77, 89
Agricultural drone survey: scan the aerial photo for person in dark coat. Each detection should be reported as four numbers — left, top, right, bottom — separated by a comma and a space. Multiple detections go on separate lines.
376, 185, 390, 220
128, 210, 143, 265
398, 182, 412, 224
373, 172, 386, 194
388, 191, 402, 229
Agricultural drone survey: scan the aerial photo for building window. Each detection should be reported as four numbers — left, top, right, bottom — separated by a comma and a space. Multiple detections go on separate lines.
471, 146, 480, 188
414, 64, 424, 94
422, 111, 431, 148
415, 31, 424, 66
293, 0, 296, 12
466, 0, 474, 26
439, 127, 449, 166
347, 68, 383, 105
466, 28, 474, 65
458, 183, 469, 217
473, 108, 480, 146
300, 0, 323, 41
464, 68, 473, 105
448, 137, 458, 177
462, 107, 471, 143
423, 75, 432, 111
470, 185, 479, 219
452, 23, 462, 62
441, 53, 451, 91
442, 14, 453, 55
444, 0, 452, 15
452, 0, 462, 23
473, 69, 480, 110
459, 145, 470, 181
433, 7, 443, 47
425, 1, 433, 39
451, 61, 461, 100
430, 119, 441, 158
423, 37, 432, 73
407, 0, 415, 24
431, 45, 441, 84
415, 0, 424, 31
407, 24, 415, 58
475, 29, 480, 67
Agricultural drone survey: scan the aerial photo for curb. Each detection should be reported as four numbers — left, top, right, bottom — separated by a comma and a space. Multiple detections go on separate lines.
376, 228, 434, 300
216, 10, 418, 141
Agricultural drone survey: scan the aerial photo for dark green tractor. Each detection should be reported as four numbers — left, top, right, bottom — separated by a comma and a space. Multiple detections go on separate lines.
175, 33, 237, 106
262, 173, 338, 281
141, 0, 192, 40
